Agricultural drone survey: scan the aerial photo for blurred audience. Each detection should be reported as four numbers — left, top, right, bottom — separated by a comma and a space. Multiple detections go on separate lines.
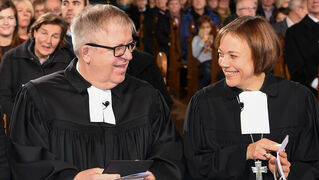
192, 15, 214, 89
33, 0, 46, 19
44, 0, 62, 15
285, 0, 319, 95
13, 0, 34, 41
0, 13, 73, 121
275, 7, 290, 22
0, 0, 23, 62
272, 0, 307, 36
224, 0, 257, 25
257, 0, 278, 23
215, 0, 231, 26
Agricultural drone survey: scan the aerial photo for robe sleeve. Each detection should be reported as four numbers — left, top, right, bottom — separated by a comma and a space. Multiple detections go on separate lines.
285, 28, 315, 86
0, 53, 15, 121
8, 83, 78, 180
148, 90, 185, 180
288, 92, 319, 180
183, 93, 248, 179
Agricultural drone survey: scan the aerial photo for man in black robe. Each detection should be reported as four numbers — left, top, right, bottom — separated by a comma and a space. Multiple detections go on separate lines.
8, 5, 184, 180
285, 0, 319, 96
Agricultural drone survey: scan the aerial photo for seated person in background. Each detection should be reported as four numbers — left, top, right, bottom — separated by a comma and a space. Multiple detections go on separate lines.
0, 13, 73, 121
156, 0, 182, 57
215, 0, 231, 26
256, 0, 278, 23
33, 0, 46, 20
180, 0, 219, 62
224, 0, 257, 28
44, 0, 62, 15
192, 15, 213, 89
184, 16, 319, 179
0, 1, 24, 179
285, 0, 319, 96
13, 0, 34, 41
8, 5, 184, 180
272, 0, 307, 37
0, 0, 23, 62
275, 7, 290, 22
127, 50, 173, 109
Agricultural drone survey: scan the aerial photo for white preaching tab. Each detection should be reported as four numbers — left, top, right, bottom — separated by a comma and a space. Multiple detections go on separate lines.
239, 91, 270, 134
87, 86, 116, 124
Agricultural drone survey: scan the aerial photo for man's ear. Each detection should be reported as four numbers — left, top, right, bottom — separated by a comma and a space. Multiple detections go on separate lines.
81, 46, 91, 64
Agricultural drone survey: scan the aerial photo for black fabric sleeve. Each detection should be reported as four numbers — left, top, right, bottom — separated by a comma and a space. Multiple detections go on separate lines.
8, 84, 78, 180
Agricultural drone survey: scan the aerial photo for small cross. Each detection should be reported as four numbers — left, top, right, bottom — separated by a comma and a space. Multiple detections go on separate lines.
251, 160, 267, 180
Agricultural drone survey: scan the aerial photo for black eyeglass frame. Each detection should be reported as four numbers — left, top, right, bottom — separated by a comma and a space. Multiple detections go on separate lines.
85, 41, 136, 57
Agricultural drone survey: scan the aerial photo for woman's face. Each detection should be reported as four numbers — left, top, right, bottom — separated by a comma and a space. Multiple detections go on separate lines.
218, 33, 263, 91
0, 8, 16, 37
16, 1, 32, 28
33, 24, 61, 61
199, 22, 211, 34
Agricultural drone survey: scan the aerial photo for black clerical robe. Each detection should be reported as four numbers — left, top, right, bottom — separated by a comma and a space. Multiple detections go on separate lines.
184, 74, 319, 180
8, 59, 184, 180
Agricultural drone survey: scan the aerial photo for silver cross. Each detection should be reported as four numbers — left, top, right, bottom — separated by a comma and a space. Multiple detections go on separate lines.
251, 160, 267, 180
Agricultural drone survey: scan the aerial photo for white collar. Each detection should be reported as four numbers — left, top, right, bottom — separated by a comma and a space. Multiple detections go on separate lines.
285, 17, 294, 27
308, 14, 319, 23
239, 91, 270, 134
87, 86, 116, 124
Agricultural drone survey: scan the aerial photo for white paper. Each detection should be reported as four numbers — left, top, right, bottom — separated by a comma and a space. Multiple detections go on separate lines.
114, 172, 151, 180
239, 91, 270, 134
274, 135, 289, 180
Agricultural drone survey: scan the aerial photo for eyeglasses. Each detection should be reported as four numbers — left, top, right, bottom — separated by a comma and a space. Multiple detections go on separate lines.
237, 6, 256, 11
85, 41, 136, 57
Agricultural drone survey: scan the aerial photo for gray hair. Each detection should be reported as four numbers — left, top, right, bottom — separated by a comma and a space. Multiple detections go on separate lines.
289, 0, 307, 10
70, 4, 136, 56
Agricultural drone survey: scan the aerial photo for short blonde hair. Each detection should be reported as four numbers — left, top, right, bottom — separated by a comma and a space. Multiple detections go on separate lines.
70, 4, 136, 56
215, 16, 280, 74
13, 0, 34, 18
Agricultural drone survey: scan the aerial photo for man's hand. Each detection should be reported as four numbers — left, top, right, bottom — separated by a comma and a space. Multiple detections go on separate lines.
144, 171, 156, 180
74, 168, 120, 180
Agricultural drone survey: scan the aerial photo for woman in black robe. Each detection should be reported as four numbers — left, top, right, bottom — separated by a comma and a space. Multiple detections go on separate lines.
183, 16, 319, 180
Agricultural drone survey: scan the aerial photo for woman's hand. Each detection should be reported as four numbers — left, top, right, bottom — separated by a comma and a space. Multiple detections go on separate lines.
246, 138, 279, 160
268, 151, 291, 178
144, 171, 156, 180
74, 168, 120, 180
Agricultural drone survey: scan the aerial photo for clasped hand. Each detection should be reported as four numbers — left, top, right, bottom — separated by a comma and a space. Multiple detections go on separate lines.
74, 168, 156, 180
246, 138, 291, 178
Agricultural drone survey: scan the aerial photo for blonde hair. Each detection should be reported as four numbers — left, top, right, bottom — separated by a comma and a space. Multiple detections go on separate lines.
13, 0, 34, 18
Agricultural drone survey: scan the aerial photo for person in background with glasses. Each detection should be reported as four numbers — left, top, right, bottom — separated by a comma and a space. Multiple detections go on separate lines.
223, 0, 257, 26
8, 4, 184, 180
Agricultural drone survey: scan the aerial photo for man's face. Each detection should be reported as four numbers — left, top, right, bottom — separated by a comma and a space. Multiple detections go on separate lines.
192, 0, 206, 11
156, 0, 168, 10
34, 3, 46, 19
44, 0, 62, 15
261, 0, 274, 7
236, 0, 256, 16
84, 23, 134, 87
62, 0, 86, 24
168, 0, 181, 14
307, 0, 319, 16
136, 0, 147, 10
